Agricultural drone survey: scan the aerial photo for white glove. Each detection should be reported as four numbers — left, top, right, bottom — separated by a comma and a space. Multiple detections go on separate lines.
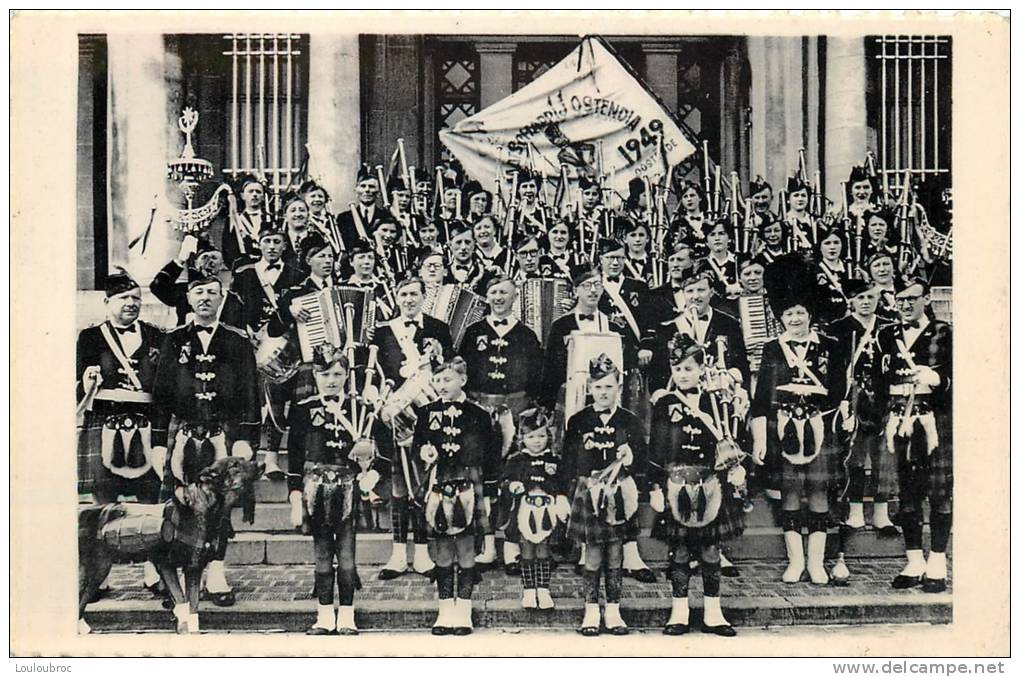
508, 481, 526, 495
82, 365, 103, 389
231, 440, 253, 461
555, 495, 571, 521
915, 366, 941, 388
358, 469, 381, 494
177, 235, 199, 265
150, 446, 167, 480
420, 443, 438, 465
617, 443, 634, 467
750, 417, 767, 466
649, 488, 665, 513
289, 490, 303, 529
727, 464, 747, 487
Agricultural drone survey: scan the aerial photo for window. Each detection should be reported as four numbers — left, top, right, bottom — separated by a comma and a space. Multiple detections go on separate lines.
222, 34, 309, 193
866, 35, 952, 193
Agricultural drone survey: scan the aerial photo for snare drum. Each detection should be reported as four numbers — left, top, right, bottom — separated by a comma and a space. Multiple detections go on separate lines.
253, 329, 302, 384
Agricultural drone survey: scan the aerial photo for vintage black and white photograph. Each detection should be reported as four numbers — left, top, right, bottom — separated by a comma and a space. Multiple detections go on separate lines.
9, 10, 1010, 660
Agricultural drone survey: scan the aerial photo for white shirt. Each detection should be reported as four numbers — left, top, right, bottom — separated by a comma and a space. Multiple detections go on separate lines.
110, 320, 142, 357
256, 259, 282, 286
195, 322, 219, 352
486, 314, 518, 337
310, 273, 331, 290
902, 315, 929, 349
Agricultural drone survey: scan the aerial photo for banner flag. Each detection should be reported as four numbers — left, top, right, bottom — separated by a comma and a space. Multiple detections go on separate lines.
439, 36, 696, 203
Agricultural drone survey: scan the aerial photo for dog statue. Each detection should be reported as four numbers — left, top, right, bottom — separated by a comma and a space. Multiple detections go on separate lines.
78, 457, 264, 634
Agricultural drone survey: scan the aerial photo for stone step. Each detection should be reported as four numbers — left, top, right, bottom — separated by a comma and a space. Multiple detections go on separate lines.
83, 594, 951, 634
223, 528, 936, 566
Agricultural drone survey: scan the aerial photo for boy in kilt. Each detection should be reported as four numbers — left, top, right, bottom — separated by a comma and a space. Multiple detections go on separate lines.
498, 409, 570, 610
648, 334, 742, 636
411, 357, 497, 635
561, 353, 646, 637
287, 346, 392, 635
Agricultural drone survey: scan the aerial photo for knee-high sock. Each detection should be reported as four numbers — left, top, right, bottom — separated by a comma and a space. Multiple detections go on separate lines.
411, 509, 430, 545
583, 568, 601, 604
520, 558, 536, 590
701, 559, 721, 597
847, 467, 867, 502
336, 567, 356, 606
435, 566, 454, 599
805, 510, 829, 534
669, 562, 690, 598
456, 565, 475, 600
536, 558, 552, 589
899, 510, 924, 550
315, 570, 335, 606
390, 497, 408, 543
930, 510, 952, 553
604, 567, 623, 604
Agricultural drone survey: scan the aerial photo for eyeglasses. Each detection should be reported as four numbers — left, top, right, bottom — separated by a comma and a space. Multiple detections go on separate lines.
578, 281, 604, 292
518, 250, 540, 258
895, 294, 924, 305
423, 262, 445, 270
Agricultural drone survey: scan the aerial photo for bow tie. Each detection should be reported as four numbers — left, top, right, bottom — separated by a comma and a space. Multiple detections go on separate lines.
454, 264, 472, 273
902, 320, 921, 330
114, 324, 136, 335
552, 253, 567, 261
404, 319, 420, 329
605, 275, 621, 283
195, 325, 214, 335
265, 263, 282, 272
492, 318, 509, 327
323, 395, 341, 403
578, 313, 595, 322
787, 339, 808, 349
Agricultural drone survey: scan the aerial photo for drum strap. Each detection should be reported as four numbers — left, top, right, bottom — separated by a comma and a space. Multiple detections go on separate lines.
255, 267, 280, 310
322, 398, 359, 437
99, 323, 145, 392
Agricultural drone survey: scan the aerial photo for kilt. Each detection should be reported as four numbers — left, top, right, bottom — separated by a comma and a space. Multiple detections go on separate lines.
767, 411, 839, 496
846, 422, 899, 499
893, 408, 952, 507
261, 365, 317, 450
77, 409, 160, 502
566, 476, 640, 546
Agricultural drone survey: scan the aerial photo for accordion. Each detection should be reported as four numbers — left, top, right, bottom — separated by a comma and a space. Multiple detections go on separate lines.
294, 285, 377, 361
512, 278, 572, 346
423, 284, 488, 351
738, 293, 781, 374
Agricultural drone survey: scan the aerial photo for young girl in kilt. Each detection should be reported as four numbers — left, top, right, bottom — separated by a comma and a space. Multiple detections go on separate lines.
287, 345, 391, 635
750, 279, 848, 585
499, 408, 570, 610
648, 334, 742, 636
561, 353, 646, 637
412, 356, 497, 636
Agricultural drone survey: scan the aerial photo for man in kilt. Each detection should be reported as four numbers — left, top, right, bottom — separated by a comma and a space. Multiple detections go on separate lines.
561, 353, 646, 637
873, 276, 953, 593
76, 271, 164, 594
648, 334, 741, 636
151, 275, 261, 608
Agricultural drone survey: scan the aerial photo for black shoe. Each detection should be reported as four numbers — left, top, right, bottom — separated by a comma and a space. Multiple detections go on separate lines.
891, 574, 921, 589
144, 582, 165, 597
702, 624, 737, 637
573, 563, 585, 577
210, 590, 236, 607
161, 595, 174, 610
663, 623, 690, 636
830, 575, 851, 587
306, 626, 335, 636
922, 577, 947, 593
720, 564, 740, 578
626, 567, 657, 583
504, 562, 521, 577
336, 627, 360, 636
452, 626, 473, 636
578, 626, 600, 637
378, 568, 407, 581
607, 625, 629, 636
265, 468, 286, 481
432, 625, 452, 636
417, 567, 436, 581
876, 525, 901, 538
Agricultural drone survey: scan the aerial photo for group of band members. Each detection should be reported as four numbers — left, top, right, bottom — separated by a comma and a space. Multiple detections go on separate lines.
77, 159, 952, 637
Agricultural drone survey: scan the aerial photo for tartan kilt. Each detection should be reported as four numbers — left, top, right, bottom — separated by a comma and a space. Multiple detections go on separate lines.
894, 410, 953, 507
302, 462, 360, 539
651, 476, 745, 547
424, 466, 490, 540
77, 411, 160, 501
769, 413, 839, 491
846, 423, 899, 499
566, 476, 640, 546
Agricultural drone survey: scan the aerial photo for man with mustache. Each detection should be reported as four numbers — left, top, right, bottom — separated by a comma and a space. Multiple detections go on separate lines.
151, 235, 228, 326
150, 275, 260, 614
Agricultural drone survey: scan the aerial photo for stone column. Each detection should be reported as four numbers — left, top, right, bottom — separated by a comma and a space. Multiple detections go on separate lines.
642, 43, 679, 114
308, 34, 361, 208
824, 37, 868, 207
476, 42, 515, 109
